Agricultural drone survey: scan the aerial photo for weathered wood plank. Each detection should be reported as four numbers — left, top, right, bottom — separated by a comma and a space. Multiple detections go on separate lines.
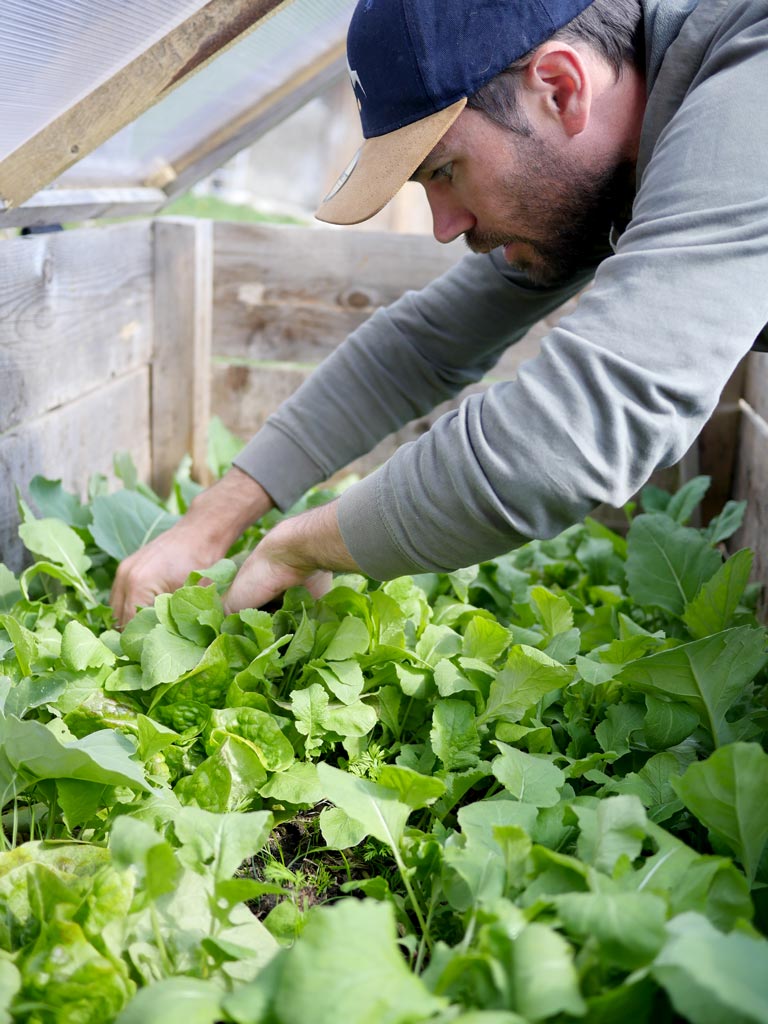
151, 218, 213, 495
0, 0, 290, 210
212, 222, 465, 359
0, 223, 153, 434
0, 188, 167, 230
209, 223, 576, 457
0, 368, 151, 572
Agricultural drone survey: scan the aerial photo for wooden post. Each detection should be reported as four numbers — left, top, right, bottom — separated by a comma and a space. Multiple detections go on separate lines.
734, 352, 768, 621
151, 218, 213, 496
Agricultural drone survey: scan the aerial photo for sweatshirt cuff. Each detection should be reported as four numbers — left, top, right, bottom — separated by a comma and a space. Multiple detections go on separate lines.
233, 423, 325, 512
336, 468, 428, 581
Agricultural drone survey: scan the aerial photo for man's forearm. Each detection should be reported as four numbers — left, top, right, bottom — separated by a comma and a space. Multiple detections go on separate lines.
184, 466, 275, 555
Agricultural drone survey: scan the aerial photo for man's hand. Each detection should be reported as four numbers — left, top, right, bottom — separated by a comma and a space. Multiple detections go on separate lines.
223, 499, 360, 614
110, 468, 273, 627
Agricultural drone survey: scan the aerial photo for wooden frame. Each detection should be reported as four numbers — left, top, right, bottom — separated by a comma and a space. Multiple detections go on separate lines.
0, 0, 290, 212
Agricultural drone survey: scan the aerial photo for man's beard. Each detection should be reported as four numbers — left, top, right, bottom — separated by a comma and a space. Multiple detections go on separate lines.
465, 138, 636, 287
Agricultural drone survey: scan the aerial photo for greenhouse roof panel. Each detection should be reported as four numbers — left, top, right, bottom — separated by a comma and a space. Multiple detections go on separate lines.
0, 0, 206, 163
0, 0, 355, 222
58, 0, 355, 191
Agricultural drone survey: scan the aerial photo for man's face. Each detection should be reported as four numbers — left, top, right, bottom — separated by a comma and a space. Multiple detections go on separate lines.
411, 108, 635, 287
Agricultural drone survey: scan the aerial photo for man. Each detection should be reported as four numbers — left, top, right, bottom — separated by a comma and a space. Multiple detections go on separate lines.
111, 0, 768, 625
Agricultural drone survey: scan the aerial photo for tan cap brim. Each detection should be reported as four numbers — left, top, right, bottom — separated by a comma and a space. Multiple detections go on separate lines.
315, 97, 467, 226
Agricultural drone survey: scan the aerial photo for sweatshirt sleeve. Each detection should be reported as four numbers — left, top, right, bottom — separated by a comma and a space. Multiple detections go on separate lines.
233, 249, 596, 510
337, 11, 768, 578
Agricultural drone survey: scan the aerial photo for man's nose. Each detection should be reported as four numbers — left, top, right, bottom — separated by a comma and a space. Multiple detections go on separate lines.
425, 185, 477, 244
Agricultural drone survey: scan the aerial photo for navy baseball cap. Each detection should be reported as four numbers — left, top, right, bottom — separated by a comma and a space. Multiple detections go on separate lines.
316, 0, 595, 224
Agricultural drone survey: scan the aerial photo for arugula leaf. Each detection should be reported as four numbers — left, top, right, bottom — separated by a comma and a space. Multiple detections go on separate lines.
431, 698, 480, 771
479, 645, 571, 726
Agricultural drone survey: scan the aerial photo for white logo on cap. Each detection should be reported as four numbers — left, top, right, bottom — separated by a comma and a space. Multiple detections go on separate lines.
347, 57, 367, 111
322, 147, 362, 204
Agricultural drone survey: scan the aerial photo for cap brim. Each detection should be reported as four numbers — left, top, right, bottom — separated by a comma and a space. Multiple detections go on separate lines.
315, 97, 467, 226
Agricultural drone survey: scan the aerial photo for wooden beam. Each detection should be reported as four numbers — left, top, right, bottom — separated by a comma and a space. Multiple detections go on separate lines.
160, 42, 347, 199
0, 0, 291, 211
151, 218, 213, 497
0, 188, 167, 229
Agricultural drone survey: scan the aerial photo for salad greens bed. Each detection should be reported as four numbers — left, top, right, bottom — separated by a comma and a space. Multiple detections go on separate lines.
1, 430, 768, 1024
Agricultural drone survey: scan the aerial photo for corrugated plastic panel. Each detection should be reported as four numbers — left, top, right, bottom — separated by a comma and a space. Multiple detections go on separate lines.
59, 0, 355, 188
0, 0, 206, 163
2, 0, 355, 195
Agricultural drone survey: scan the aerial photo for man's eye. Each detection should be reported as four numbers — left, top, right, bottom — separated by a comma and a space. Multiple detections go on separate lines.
430, 162, 453, 181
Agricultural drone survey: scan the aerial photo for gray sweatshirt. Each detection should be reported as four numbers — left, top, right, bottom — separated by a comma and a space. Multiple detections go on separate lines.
235, 0, 768, 579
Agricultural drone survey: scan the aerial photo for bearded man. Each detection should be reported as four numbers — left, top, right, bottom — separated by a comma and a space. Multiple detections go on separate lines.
111, 0, 768, 624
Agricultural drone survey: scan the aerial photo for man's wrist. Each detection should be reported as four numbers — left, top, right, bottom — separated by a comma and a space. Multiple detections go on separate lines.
185, 467, 274, 555
267, 500, 360, 574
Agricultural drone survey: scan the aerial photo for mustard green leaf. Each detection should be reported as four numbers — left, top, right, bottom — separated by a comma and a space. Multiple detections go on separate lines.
618, 626, 768, 746
461, 615, 512, 663
555, 890, 667, 970
317, 763, 410, 848
683, 549, 754, 640
322, 615, 370, 661
319, 806, 368, 850
140, 625, 205, 689
0, 715, 150, 791
510, 922, 586, 1021
666, 475, 711, 524
530, 586, 574, 638
492, 743, 565, 808
268, 900, 445, 1024
18, 516, 91, 577
626, 514, 722, 615
653, 912, 768, 1024
673, 742, 768, 885
114, 977, 225, 1024
90, 490, 178, 560
174, 807, 273, 883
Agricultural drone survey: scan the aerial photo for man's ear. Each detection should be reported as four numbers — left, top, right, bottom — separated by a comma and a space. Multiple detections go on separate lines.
524, 43, 592, 137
